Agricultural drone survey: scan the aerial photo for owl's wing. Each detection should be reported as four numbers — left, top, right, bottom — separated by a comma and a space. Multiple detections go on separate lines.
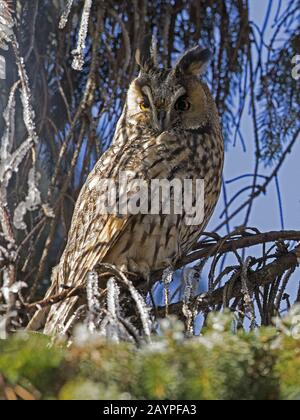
27, 215, 129, 334
43, 214, 130, 335
28, 140, 138, 334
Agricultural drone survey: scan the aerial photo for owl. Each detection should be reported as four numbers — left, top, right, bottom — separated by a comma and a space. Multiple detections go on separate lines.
28, 37, 224, 335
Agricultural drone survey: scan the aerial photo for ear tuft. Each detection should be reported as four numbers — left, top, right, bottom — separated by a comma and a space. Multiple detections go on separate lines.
135, 35, 158, 71
175, 47, 211, 77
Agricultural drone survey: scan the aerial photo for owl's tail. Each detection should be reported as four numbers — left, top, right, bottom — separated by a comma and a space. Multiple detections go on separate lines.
43, 296, 80, 336
27, 266, 83, 335
26, 266, 60, 332
28, 250, 103, 335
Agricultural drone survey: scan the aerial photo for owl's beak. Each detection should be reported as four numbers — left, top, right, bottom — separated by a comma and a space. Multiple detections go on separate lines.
156, 109, 167, 133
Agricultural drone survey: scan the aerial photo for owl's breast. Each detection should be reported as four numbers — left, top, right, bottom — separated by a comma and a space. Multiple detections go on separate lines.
103, 129, 224, 280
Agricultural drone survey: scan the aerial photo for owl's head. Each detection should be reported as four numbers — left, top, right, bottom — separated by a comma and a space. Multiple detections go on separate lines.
126, 36, 218, 134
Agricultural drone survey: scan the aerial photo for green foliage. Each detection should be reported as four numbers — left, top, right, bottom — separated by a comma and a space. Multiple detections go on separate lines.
0, 310, 300, 400
0, 332, 64, 398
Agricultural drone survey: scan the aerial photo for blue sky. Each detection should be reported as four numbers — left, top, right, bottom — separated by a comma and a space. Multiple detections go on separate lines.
209, 0, 300, 235
201, 0, 300, 308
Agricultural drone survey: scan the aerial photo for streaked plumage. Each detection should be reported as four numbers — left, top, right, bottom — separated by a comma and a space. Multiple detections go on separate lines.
29, 37, 224, 335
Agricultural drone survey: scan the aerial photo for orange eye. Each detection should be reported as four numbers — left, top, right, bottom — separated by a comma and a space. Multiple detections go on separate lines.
175, 96, 190, 111
139, 98, 150, 111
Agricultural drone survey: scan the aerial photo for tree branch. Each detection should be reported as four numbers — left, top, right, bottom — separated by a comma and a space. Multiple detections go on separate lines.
158, 244, 300, 318
180, 230, 300, 267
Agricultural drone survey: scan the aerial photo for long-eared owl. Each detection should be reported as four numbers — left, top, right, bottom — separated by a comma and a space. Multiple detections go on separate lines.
29, 36, 224, 335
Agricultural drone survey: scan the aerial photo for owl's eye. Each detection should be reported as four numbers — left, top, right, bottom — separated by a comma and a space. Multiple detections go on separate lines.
139, 98, 150, 111
175, 96, 190, 112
